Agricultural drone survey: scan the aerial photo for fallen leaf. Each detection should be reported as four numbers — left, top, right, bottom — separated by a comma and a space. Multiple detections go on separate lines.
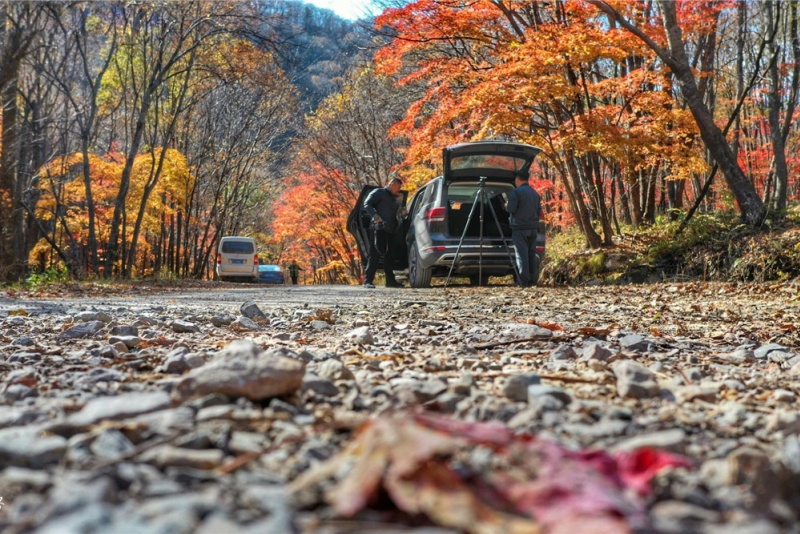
529, 320, 564, 331
296, 413, 690, 533
576, 326, 610, 337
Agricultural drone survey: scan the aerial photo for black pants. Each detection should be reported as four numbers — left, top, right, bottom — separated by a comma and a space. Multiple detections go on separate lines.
290, 274, 298, 285
365, 228, 397, 285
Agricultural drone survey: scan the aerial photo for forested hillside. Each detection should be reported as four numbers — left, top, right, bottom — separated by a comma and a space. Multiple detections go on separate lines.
1, 1, 799, 285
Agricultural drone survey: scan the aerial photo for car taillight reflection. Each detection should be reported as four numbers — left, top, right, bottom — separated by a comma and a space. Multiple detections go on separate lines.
425, 207, 446, 222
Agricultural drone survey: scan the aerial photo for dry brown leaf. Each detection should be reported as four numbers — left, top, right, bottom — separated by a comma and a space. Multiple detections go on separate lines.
649, 326, 662, 337
528, 319, 564, 331
576, 326, 610, 337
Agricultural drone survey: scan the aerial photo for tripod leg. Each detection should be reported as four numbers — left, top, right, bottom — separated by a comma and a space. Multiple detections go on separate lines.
485, 196, 521, 283
445, 189, 482, 288
478, 192, 484, 286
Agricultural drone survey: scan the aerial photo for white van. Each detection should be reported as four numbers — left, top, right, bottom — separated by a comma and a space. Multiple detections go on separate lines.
216, 236, 259, 282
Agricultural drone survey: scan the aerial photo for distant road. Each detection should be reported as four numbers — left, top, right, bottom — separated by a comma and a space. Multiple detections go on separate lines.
0, 284, 454, 317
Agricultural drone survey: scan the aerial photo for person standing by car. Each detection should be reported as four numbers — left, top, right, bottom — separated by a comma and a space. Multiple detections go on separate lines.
506, 169, 541, 287
287, 261, 303, 285
363, 177, 406, 288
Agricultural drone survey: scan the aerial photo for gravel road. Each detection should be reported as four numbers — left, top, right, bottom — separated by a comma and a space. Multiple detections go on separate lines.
1, 281, 799, 533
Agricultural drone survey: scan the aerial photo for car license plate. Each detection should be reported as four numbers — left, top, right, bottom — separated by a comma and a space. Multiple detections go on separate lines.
231, 259, 245, 264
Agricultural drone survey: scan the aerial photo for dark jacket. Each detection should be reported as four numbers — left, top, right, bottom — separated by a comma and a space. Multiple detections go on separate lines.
364, 187, 402, 233
506, 183, 541, 230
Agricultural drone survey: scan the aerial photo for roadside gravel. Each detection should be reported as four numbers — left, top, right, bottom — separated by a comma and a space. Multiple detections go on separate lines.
1, 281, 799, 533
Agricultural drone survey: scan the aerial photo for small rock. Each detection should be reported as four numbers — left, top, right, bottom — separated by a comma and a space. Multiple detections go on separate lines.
108, 335, 141, 348
765, 410, 800, 434
726, 447, 776, 504
613, 428, 687, 454
171, 319, 200, 333
773, 389, 795, 403
612, 360, 660, 399
581, 342, 613, 362
619, 334, 649, 352
719, 348, 755, 364
74, 311, 112, 323
345, 326, 374, 345
89, 429, 135, 460
240, 301, 267, 321
232, 316, 261, 331
501, 374, 541, 402
550, 344, 577, 361
58, 320, 105, 340
109, 325, 138, 336
301, 374, 340, 398
211, 314, 235, 327
675, 385, 719, 404
754, 343, 786, 360
55, 391, 172, 433
172, 340, 305, 402
0, 427, 68, 468
140, 445, 225, 469
316, 359, 354, 382
527, 384, 572, 406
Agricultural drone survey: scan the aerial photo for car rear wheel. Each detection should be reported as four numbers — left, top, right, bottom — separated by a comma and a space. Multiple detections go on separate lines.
408, 242, 432, 288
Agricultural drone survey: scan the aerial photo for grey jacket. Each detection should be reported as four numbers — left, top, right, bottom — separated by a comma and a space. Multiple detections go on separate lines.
506, 183, 541, 230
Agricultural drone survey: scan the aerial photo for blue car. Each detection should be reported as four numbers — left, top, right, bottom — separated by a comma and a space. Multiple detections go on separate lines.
258, 264, 285, 284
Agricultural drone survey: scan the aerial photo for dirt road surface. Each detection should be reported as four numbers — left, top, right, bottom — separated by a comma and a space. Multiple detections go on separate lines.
1, 281, 799, 533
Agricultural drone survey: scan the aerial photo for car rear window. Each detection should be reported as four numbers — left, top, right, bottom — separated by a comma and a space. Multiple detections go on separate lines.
221, 241, 254, 254
450, 154, 526, 172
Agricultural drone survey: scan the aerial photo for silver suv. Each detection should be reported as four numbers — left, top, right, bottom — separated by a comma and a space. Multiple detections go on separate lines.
405, 141, 545, 287
348, 141, 545, 288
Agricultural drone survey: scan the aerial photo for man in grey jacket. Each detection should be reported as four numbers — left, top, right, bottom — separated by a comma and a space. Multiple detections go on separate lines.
506, 169, 542, 287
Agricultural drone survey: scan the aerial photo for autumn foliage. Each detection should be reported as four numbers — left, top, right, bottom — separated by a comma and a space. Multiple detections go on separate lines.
373, 0, 800, 247
31, 149, 194, 276
271, 163, 361, 284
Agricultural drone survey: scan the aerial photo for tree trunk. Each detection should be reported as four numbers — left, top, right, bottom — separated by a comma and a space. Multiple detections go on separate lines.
0, 70, 21, 281
564, 157, 602, 248
767, 1, 788, 212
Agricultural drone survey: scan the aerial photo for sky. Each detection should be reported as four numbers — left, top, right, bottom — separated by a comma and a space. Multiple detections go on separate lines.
303, 0, 380, 21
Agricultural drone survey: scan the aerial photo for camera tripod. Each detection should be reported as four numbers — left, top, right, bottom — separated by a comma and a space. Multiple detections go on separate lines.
444, 176, 520, 288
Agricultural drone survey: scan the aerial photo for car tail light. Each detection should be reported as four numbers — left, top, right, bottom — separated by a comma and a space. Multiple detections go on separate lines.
536, 246, 545, 253
425, 207, 446, 222
254, 254, 259, 266
425, 246, 447, 252
216, 253, 221, 265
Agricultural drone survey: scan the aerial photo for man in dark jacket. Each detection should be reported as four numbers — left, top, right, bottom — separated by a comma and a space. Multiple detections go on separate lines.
506, 169, 542, 287
363, 177, 405, 288
287, 261, 302, 285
